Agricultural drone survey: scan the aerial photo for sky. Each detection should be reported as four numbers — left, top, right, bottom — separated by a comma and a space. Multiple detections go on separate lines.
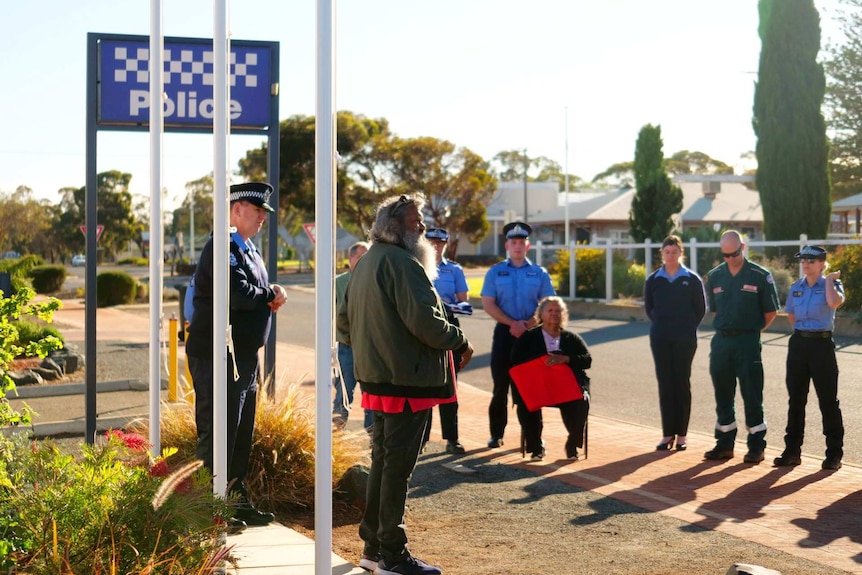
0, 0, 844, 212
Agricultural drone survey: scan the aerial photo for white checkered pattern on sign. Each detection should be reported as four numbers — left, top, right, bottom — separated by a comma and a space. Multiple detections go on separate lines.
111, 46, 259, 88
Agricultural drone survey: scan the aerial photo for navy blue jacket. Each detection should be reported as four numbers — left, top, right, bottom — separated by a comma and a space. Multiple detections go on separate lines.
644, 265, 706, 340
187, 233, 277, 357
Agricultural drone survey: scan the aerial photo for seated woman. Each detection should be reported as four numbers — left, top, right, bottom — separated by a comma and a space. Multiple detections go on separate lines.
511, 296, 591, 461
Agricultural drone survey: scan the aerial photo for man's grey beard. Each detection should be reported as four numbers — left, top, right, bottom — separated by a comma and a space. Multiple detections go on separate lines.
405, 230, 439, 282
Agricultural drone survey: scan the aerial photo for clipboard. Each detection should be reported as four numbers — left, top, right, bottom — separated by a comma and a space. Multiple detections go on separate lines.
508, 355, 583, 412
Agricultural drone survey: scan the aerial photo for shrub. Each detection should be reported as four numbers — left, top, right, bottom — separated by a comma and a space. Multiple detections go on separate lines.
0, 288, 63, 427
130, 378, 367, 513
0, 431, 232, 574
96, 271, 137, 307
10, 320, 64, 351
829, 244, 862, 312
613, 262, 647, 299
0, 255, 45, 295
29, 265, 67, 294
136, 280, 149, 302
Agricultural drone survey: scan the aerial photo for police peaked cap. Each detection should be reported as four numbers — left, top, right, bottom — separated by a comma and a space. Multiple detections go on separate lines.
503, 221, 532, 239
230, 182, 275, 213
425, 227, 449, 242
794, 245, 827, 260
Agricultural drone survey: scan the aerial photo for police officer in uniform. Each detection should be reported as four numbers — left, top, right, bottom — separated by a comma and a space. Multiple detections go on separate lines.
774, 245, 845, 471
186, 182, 287, 527
422, 227, 469, 454
481, 222, 555, 453
704, 230, 780, 464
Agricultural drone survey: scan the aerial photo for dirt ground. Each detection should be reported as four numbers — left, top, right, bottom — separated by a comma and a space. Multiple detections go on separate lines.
286, 442, 849, 575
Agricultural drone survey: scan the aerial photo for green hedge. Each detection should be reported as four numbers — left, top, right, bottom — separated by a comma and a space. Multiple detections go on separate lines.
11, 319, 64, 349
29, 265, 67, 294
96, 270, 137, 307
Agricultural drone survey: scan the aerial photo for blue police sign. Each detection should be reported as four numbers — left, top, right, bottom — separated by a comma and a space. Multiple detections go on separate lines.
98, 36, 274, 130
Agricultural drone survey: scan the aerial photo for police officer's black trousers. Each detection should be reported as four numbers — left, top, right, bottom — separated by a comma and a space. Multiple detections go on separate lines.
188, 348, 259, 490
360, 404, 428, 562
489, 323, 517, 440
649, 335, 697, 437
784, 334, 844, 459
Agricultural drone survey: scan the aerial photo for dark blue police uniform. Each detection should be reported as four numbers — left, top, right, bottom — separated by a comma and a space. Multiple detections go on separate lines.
422, 228, 469, 450
186, 183, 279, 523
481, 222, 555, 448
777, 245, 845, 470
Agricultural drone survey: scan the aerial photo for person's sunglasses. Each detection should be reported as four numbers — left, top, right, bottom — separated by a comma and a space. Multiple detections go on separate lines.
388, 195, 413, 216
722, 248, 742, 259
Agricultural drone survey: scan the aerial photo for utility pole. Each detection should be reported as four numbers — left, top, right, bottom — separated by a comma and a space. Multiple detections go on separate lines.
523, 148, 529, 223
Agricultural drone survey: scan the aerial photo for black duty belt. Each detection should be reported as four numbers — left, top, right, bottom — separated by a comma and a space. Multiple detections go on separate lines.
794, 330, 832, 339
718, 329, 756, 336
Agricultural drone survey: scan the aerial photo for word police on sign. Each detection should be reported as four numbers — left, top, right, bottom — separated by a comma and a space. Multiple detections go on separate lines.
97, 35, 275, 130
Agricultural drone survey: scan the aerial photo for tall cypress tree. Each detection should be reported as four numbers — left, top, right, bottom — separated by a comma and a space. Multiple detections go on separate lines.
629, 124, 683, 243
753, 0, 831, 240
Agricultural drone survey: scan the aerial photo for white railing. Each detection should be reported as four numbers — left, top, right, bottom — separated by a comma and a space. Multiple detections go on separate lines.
532, 234, 861, 303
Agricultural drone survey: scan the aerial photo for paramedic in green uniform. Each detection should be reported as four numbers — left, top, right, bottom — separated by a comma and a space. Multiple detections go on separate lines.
704, 230, 780, 464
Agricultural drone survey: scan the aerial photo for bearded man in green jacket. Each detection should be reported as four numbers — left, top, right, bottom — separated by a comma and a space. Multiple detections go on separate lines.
336, 194, 474, 575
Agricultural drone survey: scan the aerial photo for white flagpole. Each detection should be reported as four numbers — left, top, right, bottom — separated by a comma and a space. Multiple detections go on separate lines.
148, 0, 164, 455
315, 0, 335, 572
212, 0, 230, 499
564, 106, 570, 248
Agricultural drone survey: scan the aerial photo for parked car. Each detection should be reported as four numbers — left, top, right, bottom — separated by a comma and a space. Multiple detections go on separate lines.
1, 251, 20, 259
71, 254, 86, 267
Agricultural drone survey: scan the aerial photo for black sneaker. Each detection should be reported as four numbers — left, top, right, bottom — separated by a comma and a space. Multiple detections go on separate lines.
530, 448, 546, 461
487, 437, 504, 448
359, 552, 380, 572
233, 495, 275, 526
566, 448, 579, 461
374, 554, 442, 575
445, 441, 466, 454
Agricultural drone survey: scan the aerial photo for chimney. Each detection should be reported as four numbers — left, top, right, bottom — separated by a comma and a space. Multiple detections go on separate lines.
702, 180, 721, 199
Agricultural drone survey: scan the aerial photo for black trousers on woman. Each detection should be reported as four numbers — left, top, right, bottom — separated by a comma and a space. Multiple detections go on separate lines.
649, 335, 697, 438
784, 334, 844, 460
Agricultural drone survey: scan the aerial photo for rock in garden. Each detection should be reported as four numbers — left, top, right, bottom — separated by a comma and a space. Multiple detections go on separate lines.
335, 464, 369, 507
48, 348, 85, 374
8, 370, 44, 386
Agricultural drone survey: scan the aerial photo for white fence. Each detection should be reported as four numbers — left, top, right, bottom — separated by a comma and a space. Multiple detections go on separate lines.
532, 234, 861, 302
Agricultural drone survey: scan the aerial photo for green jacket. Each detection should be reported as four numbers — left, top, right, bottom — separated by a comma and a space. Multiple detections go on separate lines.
336, 242, 468, 398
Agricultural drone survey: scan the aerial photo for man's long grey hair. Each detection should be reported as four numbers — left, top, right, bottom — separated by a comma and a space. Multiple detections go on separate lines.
371, 195, 438, 281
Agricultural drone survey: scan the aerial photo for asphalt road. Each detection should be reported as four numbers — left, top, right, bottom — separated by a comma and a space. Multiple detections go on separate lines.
276, 286, 862, 465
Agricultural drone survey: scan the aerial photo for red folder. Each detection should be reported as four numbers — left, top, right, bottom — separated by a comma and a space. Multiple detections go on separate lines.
509, 356, 583, 412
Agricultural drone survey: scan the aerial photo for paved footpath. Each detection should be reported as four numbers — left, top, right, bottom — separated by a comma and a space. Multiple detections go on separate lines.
37, 297, 862, 574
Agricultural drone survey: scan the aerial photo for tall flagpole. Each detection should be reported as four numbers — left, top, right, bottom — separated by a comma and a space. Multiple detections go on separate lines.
148, 0, 164, 455
315, 0, 336, 572
212, 0, 230, 500
564, 106, 570, 248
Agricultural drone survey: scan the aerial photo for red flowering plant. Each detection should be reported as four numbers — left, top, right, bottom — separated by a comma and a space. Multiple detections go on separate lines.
0, 428, 233, 574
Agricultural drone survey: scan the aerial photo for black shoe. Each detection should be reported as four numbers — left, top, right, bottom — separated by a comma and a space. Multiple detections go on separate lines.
655, 438, 674, 451
566, 448, 579, 461
675, 443, 687, 451
226, 517, 247, 535
704, 447, 734, 460
743, 449, 765, 464
822, 456, 842, 471
445, 440, 466, 454
233, 495, 275, 526
530, 448, 546, 461
375, 554, 442, 575
487, 437, 504, 448
773, 453, 801, 467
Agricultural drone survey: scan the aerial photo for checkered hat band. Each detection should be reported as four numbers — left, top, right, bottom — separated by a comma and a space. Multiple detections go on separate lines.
230, 190, 268, 203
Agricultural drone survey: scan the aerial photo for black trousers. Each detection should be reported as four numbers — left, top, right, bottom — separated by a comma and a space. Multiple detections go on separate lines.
649, 335, 697, 437
489, 323, 517, 440
360, 404, 429, 562
424, 314, 461, 443
784, 334, 844, 459
517, 396, 589, 456
188, 348, 259, 490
